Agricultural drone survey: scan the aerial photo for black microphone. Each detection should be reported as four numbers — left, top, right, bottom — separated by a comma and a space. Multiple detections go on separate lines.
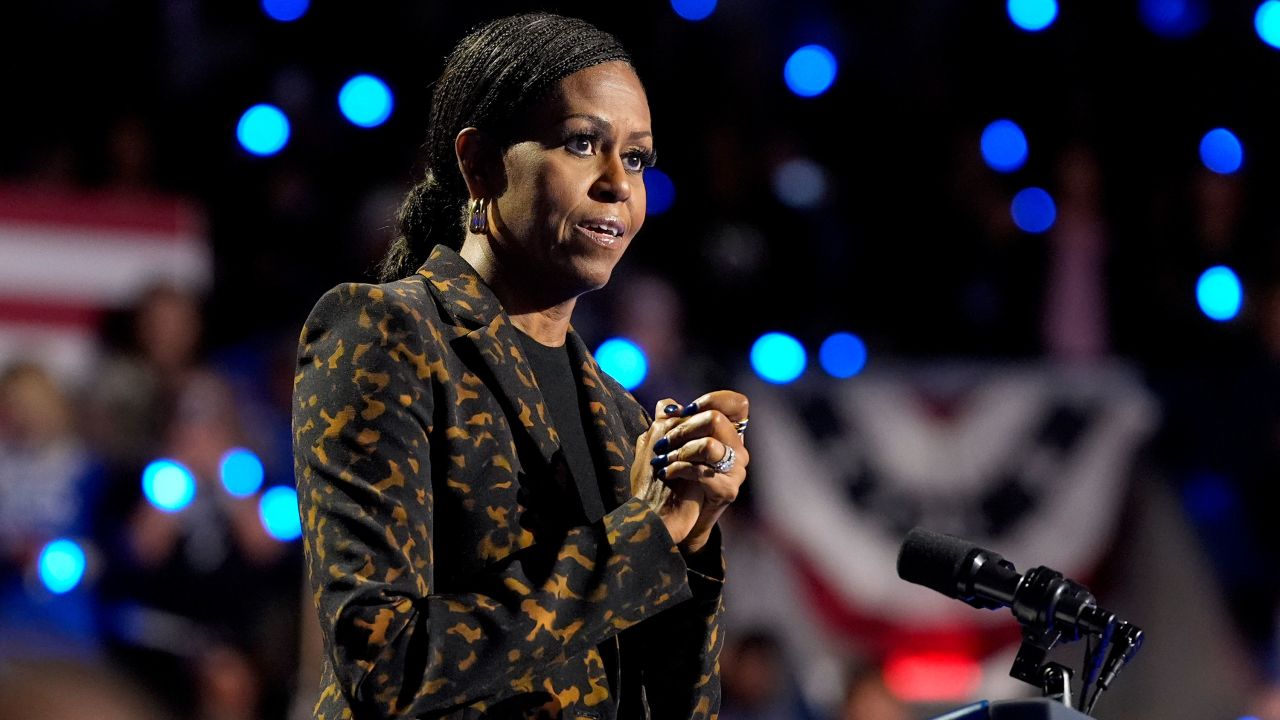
896, 527, 1114, 639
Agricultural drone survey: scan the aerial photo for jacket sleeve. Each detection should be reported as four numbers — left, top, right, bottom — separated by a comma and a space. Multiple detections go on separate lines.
293, 283, 695, 718
611, 388, 726, 719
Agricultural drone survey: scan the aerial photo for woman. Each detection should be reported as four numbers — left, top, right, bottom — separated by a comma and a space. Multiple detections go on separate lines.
293, 13, 749, 720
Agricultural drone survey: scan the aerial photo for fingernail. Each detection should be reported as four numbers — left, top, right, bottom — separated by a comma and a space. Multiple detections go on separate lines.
682, 401, 699, 416
656, 466, 666, 481
663, 404, 680, 416
650, 453, 669, 467
653, 437, 669, 453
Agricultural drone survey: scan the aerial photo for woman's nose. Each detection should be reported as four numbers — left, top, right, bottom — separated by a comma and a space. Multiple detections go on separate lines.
591, 154, 632, 204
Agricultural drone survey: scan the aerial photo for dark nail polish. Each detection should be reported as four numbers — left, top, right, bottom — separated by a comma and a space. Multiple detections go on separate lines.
654, 437, 669, 453
682, 401, 699, 416
650, 453, 668, 467
655, 466, 666, 481
663, 404, 680, 416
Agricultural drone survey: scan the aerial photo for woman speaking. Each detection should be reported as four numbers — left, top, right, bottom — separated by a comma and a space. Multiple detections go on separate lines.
292, 13, 749, 720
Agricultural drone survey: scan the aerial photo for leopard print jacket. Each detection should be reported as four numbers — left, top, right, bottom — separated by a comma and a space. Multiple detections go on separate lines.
293, 246, 723, 719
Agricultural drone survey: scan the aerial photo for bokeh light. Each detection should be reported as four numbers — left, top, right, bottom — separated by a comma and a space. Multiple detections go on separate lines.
261, 0, 309, 22
237, 104, 290, 156
671, 0, 716, 21
1199, 128, 1243, 174
339, 74, 394, 128
784, 45, 838, 98
142, 459, 197, 512
595, 338, 648, 391
980, 119, 1028, 173
259, 486, 303, 541
1256, 1, 1280, 49
1196, 265, 1243, 321
1008, 0, 1059, 31
751, 332, 807, 384
220, 448, 265, 498
772, 158, 829, 209
1140, 0, 1208, 38
38, 539, 86, 595
819, 333, 868, 379
646, 167, 675, 215
1011, 187, 1057, 233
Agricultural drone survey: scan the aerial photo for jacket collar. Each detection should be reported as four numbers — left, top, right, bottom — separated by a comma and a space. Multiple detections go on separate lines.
418, 245, 634, 513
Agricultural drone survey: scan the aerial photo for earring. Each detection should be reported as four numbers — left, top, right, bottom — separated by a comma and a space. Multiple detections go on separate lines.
468, 197, 490, 235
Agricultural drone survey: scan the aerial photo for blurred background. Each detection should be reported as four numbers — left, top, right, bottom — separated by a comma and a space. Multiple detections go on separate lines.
1, 0, 1278, 719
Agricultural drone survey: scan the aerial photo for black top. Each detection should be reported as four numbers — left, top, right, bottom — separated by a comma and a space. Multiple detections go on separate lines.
515, 329, 608, 523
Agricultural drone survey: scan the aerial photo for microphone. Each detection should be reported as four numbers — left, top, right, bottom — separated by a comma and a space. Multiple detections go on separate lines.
896, 527, 1114, 639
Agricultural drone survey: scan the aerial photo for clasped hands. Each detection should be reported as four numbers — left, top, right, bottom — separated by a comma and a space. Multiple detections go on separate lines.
630, 390, 749, 555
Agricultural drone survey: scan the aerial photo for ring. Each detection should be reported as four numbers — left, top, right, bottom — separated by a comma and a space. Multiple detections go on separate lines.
711, 445, 737, 474
733, 418, 749, 435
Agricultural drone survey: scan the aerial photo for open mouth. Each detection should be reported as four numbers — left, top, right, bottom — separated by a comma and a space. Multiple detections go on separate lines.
575, 219, 625, 246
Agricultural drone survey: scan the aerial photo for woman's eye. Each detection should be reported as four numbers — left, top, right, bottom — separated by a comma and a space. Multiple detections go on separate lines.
623, 154, 645, 172
566, 135, 595, 155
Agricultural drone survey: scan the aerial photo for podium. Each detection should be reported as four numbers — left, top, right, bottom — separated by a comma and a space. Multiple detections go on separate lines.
930, 699, 1097, 720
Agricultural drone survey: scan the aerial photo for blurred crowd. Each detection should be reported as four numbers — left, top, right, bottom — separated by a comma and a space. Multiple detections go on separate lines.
4, 2, 1280, 720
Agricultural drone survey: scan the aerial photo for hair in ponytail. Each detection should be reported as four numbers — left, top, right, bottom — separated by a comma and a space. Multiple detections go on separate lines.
377, 13, 633, 281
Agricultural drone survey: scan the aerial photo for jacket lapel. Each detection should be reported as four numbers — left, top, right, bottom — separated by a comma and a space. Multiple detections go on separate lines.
419, 246, 628, 523
565, 331, 636, 509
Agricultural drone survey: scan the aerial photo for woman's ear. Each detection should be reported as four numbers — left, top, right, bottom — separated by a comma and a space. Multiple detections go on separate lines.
455, 128, 502, 199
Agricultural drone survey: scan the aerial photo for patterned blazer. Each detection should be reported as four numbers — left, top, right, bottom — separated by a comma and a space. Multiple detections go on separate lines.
293, 245, 724, 720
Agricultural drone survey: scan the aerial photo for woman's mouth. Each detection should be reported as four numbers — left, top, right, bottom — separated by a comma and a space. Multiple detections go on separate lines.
574, 218, 626, 248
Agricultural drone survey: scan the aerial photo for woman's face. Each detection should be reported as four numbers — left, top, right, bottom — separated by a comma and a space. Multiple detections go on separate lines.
490, 61, 653, 298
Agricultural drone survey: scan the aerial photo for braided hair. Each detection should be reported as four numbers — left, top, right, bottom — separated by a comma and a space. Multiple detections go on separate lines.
378, 13, 633, 281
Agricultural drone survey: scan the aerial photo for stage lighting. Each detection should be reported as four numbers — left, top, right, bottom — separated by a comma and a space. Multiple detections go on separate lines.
261, 0, 308, 22
784, 45, 838, 98
1140, 0, 1208, 38
772, 158, 829, 209
142, 459, 196, 513
671, 0, 716, 21
39, 539, 86, 595
981, 119, 1028, 173
259, 486, 303, 541
1008, 0, 1058, 31
595, 338, 648, 391
1199, 128, 1243, 174
339, 74, 394, 128
1011, 187, 1057, 233
220, 448, 265, 498
751, 332, 807, 384
646, 167, 676, 215
1257, 0, 1280, 49
1196, 265, 1243, 321
819, 332, 868, 379
237, 104, 290, 157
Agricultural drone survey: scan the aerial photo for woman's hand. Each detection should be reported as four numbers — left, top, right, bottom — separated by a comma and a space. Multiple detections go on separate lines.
652, 390, 749, 554
630, 391, 749, 554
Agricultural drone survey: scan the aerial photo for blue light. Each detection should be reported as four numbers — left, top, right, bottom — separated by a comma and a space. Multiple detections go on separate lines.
1199, 128, 1243, 174
1008, 0, 1058, 31
751, 332, 807, 384
819, 333, 868, 379
1196, 265, 1243, 321
772, 158, 828, 209
339, 74, 394, 129
259, 486, 302, 541
1257, 1, 1280, 48
220, 448, 265, 498
1140, 0, 1208, 38
646, 167, 675, 215
980, 119, 1028, 173
784, 45, 838, 98
142, 459, 196, 512
38, 539, 86, 594
261, 0, 309, 22
595, 338, 648, 391
671, 0, 716, 21
1011, 187, 1057, 233
237, 104, 290, 157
